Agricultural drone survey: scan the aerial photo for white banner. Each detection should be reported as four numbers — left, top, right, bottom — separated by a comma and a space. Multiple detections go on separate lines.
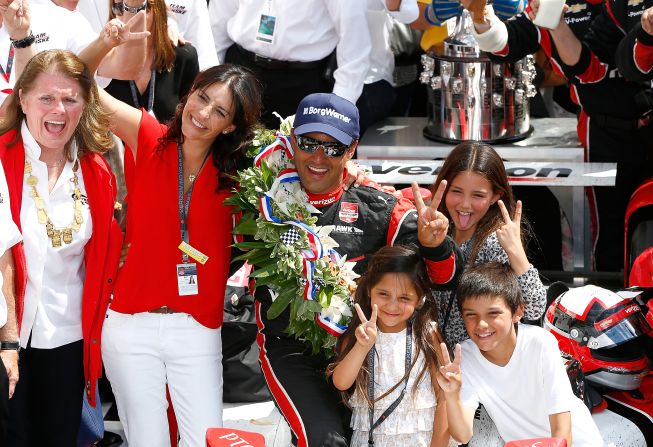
357, 160, 616, 187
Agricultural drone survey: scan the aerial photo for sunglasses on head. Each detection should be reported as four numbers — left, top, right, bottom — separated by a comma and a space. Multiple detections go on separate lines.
295, 135, 351, 158
112, 0, 148, 16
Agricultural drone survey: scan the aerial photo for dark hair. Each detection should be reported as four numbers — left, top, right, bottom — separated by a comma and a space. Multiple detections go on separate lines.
456, 262, 524, 314
160, 64, 263, 189
327, 245, 444, 406
432, 142, 526, 262
0, 49, 113, 158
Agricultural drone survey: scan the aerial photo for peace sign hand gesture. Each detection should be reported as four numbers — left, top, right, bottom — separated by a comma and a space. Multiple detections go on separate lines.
495, 200, 522, 254
412, 180, 449, 248
495, 200, 530, 275
435, 342, 463, 394
101, 10, 150, 48
354, 303, 378, 350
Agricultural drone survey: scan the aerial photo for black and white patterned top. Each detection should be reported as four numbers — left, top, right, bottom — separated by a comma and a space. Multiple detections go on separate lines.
434, 232, 547, 348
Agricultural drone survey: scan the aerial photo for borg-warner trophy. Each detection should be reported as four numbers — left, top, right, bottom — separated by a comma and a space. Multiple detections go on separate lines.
420, 6, 536, 143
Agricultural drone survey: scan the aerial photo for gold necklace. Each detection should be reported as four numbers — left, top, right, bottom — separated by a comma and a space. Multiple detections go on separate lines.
24, 159, 84, 248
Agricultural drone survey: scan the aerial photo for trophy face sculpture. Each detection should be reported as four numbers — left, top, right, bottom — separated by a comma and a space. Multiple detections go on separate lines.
421, 8, 535, 144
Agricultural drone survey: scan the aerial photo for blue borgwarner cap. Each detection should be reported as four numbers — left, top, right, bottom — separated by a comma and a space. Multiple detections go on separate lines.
293, 93, 360, 145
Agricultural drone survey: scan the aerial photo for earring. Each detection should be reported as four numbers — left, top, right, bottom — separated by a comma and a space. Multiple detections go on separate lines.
223, 130, 229, 134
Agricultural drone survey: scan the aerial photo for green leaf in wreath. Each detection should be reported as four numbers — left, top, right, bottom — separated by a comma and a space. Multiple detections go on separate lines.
248, 263, 279, 278
266, 288, 297, 320
233, 215, 258, 236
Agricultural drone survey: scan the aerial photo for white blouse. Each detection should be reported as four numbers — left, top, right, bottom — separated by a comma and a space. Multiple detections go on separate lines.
349, 328, 437, 447
19, 121, 92, 349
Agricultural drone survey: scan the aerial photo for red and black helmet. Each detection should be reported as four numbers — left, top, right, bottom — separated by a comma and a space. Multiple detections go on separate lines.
545, 285, 651, 390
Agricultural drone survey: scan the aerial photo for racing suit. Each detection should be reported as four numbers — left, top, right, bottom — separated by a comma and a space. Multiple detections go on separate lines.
476, 0, 652, 270
255, 180, 462, 447
616, 2, 653, 83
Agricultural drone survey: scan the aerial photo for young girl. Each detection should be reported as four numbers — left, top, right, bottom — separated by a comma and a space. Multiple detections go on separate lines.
329, 245, 451, 447
433, 141, 546, 348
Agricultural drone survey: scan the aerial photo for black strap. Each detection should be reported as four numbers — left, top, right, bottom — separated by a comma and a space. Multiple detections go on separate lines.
129, 70, 156, 114
177, 143, 209, 263
367, 321, 412, 446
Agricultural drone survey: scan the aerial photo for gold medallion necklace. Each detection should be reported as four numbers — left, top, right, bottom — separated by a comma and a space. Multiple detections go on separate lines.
24, 159, 84, 248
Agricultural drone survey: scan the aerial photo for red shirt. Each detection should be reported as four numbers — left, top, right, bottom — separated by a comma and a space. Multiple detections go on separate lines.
111, 112, 232, 328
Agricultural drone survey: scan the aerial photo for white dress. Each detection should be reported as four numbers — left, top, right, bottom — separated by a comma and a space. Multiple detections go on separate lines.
349, 328, 436, 447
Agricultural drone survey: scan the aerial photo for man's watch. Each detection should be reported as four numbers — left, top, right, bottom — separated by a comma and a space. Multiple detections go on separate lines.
0, 341, 20, 351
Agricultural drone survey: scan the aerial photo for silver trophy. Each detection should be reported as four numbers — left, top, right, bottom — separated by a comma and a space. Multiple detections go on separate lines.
420, 10, 535, 143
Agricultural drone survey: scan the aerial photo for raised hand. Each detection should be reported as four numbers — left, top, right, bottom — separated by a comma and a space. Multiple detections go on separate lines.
101, 10, 150, 48
466, 0, 487, 24
354, 303, 378, 350
528, 0, 569, 27
495, 200, 523, 254
435, 342, 462, 394
643, 6, 653, 36
496, 199, 530, 275
0, 0, 31, 40
412, 180, 449, 248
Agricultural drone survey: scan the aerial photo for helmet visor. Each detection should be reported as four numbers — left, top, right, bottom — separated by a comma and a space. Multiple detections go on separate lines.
590, 309, 651, 349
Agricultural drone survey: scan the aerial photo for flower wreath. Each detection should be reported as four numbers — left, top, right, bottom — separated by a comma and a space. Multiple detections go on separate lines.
225, 116, 358, 358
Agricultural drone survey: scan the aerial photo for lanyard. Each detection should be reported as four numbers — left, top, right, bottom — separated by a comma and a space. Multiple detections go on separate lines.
177, 143, 209, 263
129, 70, 156, 113
367, 321, 413, 446
0, 45, 14, 83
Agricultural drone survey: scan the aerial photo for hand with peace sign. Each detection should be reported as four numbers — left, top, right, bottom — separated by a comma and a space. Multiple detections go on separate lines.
101, 11, 150, 48
435, 342, 463, 394
354, 303, 378, 350
411, 180, 450, 248
495, 200, 529, 276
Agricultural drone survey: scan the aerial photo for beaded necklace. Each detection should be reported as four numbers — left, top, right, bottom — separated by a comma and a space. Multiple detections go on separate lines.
24, 158, 84, 248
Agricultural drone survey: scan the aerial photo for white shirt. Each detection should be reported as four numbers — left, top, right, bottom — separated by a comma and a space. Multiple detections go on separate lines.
209, 0, 371, 103
365, 0, 418, 86
460, 324, 605, 447
0, 161, 22, 328
19, 121, 93, 349
0, 0, 98, 104
166, 0, 219, 70
78, 0, 218, 70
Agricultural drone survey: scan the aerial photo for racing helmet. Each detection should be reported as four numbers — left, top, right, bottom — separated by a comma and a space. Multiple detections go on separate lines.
545, 285, 651, 390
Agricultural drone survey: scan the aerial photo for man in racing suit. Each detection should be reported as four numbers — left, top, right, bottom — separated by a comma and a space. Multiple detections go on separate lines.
463, 0, 652, 272
254, 93, 463, 447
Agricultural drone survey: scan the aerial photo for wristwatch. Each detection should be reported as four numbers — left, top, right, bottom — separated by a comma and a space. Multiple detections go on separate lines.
0, 341, 20, 351
11, 31, 36, 49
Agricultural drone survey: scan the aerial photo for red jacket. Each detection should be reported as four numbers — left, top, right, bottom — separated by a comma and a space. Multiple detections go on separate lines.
0, 130, 123, 407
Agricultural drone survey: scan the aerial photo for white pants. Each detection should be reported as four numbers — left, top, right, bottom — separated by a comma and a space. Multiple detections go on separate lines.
102, 309, 223, 447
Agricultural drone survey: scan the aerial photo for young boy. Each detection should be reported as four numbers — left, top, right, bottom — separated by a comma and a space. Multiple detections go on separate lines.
437, 262, 604, 446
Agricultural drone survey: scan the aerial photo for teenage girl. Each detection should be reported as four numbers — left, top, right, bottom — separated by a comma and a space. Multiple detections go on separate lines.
433, 141, 546, 348
328, 245, 452, 447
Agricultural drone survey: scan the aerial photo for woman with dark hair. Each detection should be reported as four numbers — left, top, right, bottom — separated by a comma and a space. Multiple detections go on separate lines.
0, 49, 123, 445
104, 0, 199, 123
431, 142, 546, 348
96, 63, 263, 446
